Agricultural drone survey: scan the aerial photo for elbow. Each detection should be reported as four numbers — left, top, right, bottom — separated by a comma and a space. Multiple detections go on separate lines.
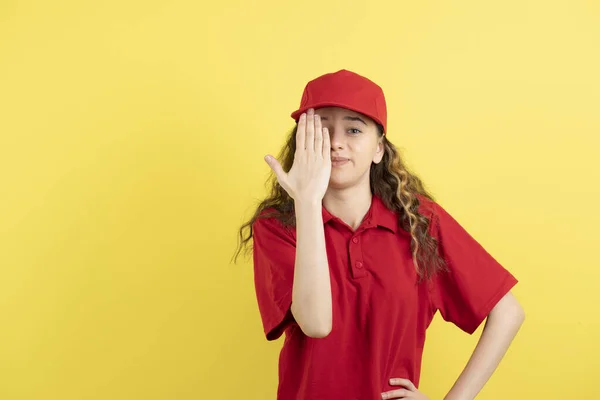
291, 303, 332, 338
302, 324, 332, 339
303, 321, 332, 338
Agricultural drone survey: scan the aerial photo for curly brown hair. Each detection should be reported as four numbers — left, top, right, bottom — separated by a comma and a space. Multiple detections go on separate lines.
233, 124, 447, 281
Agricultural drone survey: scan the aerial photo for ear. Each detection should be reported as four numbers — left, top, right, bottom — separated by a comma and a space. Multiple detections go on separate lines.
372, 133, 385, 164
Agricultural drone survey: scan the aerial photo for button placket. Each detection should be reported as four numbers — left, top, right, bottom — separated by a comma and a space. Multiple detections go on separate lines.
349, 232, 367, 278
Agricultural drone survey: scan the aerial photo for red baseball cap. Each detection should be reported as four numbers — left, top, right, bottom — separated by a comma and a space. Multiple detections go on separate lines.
290, 69, 388, 133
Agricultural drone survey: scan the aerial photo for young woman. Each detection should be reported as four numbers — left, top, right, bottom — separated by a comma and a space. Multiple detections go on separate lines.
235, 69, 525, 400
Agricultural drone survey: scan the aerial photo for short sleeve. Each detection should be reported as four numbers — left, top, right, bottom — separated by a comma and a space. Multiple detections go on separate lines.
252, 215, 296, 341
429, 202, 518, 334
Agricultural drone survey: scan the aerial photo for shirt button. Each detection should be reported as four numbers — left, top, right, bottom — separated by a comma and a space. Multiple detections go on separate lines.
356, 261, 363, 269
352, 237, 359, 244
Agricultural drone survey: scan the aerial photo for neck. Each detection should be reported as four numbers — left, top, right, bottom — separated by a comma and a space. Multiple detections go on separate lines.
323, 186, 373, 231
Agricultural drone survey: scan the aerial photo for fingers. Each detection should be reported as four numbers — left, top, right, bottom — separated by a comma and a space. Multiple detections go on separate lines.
322, 127, 330, 160
382, 378, 418, 399
264, 155, 287, 187
389, 378, 417, 392
305, 108, 315, 153
381, 389, 408, 399
314, 113, 323, 153
296, 113, 306, 151
296, 109, 326, 157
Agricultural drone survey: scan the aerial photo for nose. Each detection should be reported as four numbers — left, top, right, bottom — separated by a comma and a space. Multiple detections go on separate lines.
329, 126, 345, 150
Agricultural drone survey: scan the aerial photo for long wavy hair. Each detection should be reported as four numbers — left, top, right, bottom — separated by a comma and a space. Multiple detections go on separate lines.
233, 123, 447, 281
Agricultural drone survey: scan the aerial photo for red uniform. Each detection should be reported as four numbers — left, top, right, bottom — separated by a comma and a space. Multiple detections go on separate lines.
252, 194, 518, 400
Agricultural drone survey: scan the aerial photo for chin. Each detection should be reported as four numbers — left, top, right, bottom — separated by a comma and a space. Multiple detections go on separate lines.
328, 176, 355, 190
328, 168, 370, 191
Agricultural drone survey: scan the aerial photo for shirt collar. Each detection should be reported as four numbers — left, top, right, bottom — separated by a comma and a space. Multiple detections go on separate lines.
322, 194, 398, 233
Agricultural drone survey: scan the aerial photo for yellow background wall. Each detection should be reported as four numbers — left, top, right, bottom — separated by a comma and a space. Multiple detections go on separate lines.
1, 1, 598, 399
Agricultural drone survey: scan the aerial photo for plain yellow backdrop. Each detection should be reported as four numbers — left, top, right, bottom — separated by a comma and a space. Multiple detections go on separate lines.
1, 1, 599, 399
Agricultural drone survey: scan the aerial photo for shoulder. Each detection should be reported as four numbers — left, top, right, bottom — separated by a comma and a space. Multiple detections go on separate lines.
253, 208, 296, 242
253, 207, 283, 229
415, 194, 443, 218
414, 195, 461, 237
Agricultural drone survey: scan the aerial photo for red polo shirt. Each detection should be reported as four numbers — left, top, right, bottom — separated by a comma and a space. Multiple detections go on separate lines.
252, 195, 518, 400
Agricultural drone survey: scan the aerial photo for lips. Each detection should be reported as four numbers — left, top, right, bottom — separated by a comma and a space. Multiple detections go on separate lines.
331, 156, 350, 167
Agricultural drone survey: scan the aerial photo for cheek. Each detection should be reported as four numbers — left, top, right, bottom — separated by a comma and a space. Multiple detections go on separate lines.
353, 142, 380, 163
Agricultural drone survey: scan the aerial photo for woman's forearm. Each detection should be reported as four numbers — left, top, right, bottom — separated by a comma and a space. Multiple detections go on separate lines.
444, 291, 525, 400
290, 200, 333, 338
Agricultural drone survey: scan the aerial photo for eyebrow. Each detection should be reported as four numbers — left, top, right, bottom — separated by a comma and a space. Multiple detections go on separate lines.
319, 116, 368, 126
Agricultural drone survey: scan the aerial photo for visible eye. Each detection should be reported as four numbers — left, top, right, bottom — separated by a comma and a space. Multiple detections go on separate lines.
348, 128, 362, 135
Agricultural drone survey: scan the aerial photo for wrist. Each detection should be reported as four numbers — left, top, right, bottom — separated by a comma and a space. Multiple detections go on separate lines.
294, 198, 323, 212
